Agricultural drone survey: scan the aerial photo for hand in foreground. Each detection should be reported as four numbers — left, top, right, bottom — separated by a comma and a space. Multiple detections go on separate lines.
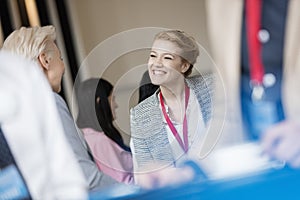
261, 120, 300, 168
135, 163, 195, 190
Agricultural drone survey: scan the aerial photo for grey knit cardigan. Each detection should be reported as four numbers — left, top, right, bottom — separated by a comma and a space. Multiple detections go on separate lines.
130, 74, 214, 170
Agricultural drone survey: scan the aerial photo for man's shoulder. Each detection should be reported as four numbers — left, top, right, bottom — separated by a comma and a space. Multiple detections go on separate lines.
53, 92, 65, 104
53, 92, 69, 110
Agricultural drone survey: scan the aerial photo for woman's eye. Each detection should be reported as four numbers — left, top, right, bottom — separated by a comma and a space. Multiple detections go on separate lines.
164, 56, 173, 60
150, 54, 156, 58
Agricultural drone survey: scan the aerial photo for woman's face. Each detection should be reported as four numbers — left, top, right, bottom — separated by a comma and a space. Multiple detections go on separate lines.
108, 92, 118, 120
148, 39, 189, 86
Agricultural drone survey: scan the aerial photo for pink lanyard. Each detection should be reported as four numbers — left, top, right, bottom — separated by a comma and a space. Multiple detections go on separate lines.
246, 0, 265, 100
160, 85, 190, 153
246, 0, 264, 84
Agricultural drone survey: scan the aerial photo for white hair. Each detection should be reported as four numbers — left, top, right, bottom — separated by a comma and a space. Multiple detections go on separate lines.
2, 26, 56, 62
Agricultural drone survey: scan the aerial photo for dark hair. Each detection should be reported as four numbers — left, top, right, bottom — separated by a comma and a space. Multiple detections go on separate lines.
76, 78, 130, 152
138, 71, 159, 103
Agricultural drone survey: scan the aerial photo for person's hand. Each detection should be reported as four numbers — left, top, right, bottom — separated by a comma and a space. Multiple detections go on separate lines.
261, 120, 300, 168
135, 163, 195, 190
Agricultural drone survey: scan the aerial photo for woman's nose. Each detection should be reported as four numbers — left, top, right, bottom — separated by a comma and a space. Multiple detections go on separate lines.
153, 57, 163, 67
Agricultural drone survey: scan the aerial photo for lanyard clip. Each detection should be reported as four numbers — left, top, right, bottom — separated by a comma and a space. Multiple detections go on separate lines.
251, 83, 264, 101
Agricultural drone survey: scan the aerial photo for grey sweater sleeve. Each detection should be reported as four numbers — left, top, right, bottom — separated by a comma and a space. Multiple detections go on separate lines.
53, 93, 119, 191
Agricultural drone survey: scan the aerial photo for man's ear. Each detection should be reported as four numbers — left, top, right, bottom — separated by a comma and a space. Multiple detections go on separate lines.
181, 62, 190, 74
38, 52, 50, 71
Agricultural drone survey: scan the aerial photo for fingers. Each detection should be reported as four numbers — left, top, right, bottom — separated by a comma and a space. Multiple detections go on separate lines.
135, 171, 160, 189
261, 120, 300, 168
271, 137, 299, 162
261, 121, 287, 155
135, 165, 195, 189
290, 152, 300, 168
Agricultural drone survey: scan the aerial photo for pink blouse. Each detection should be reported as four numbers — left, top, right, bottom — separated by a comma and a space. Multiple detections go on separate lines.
81, 128, 134, 184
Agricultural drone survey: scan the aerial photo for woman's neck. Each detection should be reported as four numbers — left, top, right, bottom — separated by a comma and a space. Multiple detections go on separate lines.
160, 84, 184, 102
160, 79, 187, 123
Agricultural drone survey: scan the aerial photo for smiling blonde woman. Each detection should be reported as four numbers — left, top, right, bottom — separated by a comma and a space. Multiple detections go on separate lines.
130, 30, 214, 177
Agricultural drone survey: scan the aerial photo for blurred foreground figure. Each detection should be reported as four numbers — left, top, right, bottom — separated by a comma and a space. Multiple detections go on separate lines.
206, 0, 300, 167
0, 51, 87, 199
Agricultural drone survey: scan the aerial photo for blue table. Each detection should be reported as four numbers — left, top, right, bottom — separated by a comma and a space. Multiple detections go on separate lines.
90, 167, 300, 200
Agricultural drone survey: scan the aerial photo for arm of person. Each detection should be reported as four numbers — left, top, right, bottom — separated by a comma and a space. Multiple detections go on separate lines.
130, 108, 154, 175
54, 93, 119, 191
85, 132, 134, 184
261, 120, 300, 168
41, 91, 87, 198
134, 160, 204, 190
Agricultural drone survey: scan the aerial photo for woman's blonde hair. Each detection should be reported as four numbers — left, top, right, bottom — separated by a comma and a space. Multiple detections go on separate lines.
2, 25, 56, 62
154, 30, 200, 77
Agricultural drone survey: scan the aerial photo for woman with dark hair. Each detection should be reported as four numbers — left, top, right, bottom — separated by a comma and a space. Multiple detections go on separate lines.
95, 79, 131, 152
76, 78, 133, 184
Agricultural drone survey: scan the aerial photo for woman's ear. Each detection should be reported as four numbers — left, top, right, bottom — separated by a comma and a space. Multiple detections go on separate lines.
38, 52, 50, 71
181, 62, 190, 74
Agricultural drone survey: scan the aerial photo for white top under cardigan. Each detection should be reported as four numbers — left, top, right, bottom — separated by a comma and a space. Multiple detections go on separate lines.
160, 88, 206, 166
131, 88, 206, 169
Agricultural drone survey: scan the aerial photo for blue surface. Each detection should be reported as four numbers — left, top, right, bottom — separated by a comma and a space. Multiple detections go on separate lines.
89, 167, 300, 200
